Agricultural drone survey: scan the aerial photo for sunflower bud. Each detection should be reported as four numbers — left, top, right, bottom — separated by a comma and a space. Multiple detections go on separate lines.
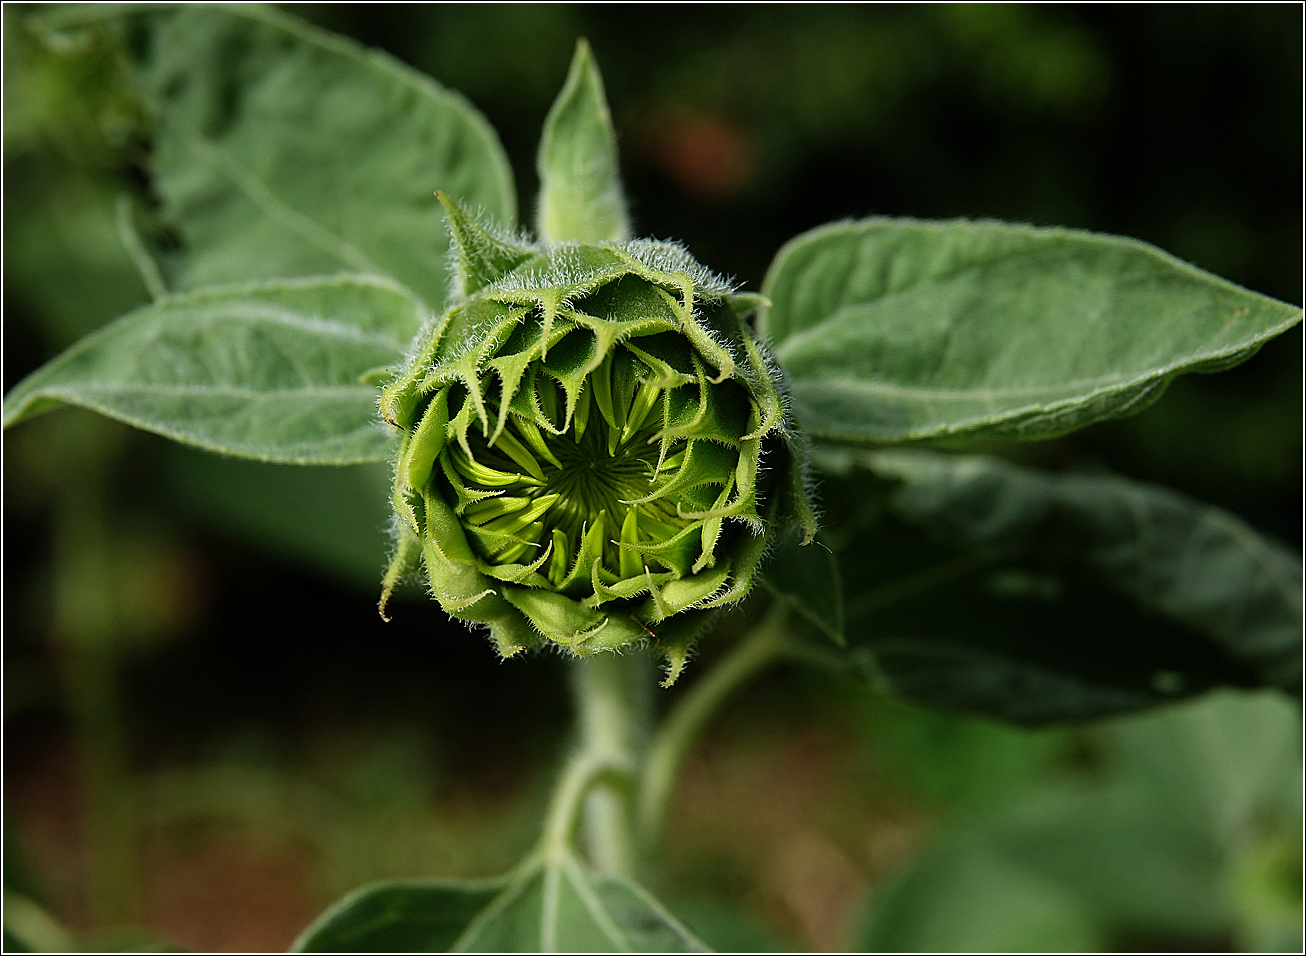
379, 195, 814, 683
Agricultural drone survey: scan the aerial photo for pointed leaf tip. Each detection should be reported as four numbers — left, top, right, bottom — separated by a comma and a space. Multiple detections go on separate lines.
437, 191, 535, 299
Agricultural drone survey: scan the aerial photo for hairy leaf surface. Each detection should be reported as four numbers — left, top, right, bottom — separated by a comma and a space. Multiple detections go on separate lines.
761, 219, 1302, 445
36, 3, 515, 309
292, 853, 708, 953
818, 448, 1301, 724
3, 277, 425, 464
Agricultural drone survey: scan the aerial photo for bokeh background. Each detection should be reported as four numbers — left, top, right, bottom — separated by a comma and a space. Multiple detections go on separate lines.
3, 3, 1301, 951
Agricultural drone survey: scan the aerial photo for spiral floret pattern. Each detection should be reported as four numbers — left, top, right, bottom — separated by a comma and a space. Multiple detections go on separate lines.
380, 200, 814, 682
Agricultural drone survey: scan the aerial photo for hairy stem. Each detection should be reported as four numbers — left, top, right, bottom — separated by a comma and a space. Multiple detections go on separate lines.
567, 653, 648, 877
636, 600, 791, 849
541, 750, 611, 855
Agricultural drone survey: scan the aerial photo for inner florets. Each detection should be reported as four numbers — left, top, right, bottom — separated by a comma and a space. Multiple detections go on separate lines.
435, 341, 734, 601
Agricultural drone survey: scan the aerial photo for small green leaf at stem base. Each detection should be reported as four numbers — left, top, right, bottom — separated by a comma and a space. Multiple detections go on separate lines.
291, 856, 708, 953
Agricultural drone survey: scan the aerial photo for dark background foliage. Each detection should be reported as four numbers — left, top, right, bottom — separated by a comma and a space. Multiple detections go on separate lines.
3, 4, 1300, 951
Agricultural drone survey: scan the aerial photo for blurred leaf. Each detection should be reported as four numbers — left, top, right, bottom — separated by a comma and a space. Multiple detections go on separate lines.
759, 218, 1302, 446
668, 899, 792, 953
859, 837, 1105, 952
293, 879, 504, 953
3, 176, 151, 346
293, 853, 708, 953
871, 697, 1068, 815
3, 276, 423, 464
35, 3, 516, 309
1231, 829, 1304, 953
159, 449, 392, 588
761, 529, 844, 645
994, 692, 1300, 937
1, 892, 75, 954
860, 691, 1298, 950
536, 39, 629, 242
1099, 689, 1301, 847
859, 781, 1230, 951
995, 781, 1233, 936
817, 448, 1300, 724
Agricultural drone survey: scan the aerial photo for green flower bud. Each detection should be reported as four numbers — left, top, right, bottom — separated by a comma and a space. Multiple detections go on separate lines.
379, 195, 814, 683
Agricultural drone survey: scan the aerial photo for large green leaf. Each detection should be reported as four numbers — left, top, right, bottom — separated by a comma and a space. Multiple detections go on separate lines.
535, 39, 630, 243
760, 219, 1302, 446
293, 852, 708, 953
818, 448, 1301, 724
35, 3, 516, 309
2, 276, 423, 464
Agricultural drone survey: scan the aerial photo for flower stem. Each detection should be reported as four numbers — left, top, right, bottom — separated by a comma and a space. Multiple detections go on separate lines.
636, 600, 791, 850
565, 652, 648, 877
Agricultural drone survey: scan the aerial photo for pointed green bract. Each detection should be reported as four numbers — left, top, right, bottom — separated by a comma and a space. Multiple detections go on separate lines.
438, 191, 537, 300
382, 199, 813, 678
536, 40, 631, 243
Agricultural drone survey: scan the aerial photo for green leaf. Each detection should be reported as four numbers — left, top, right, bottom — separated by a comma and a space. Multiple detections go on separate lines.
760, 219, 1303, 446
3, 276, 424, 464
858, 690, 1299, 951
858, 765, 1231, 950
1098, 689, 1302, 849
994, 781, 1234, 937
761, 529, 844, 645
2, 893, 76, 955
859, 836, 1106, 953
36, 3, 515, 309
292, 853, 709, 953
818, 448, 1301, 724
293, 878, 506, 954
437, 192, 536, 300
536, 39, 630, 243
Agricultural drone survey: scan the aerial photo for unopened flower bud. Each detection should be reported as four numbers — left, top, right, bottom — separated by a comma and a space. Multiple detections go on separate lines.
379, 195, 814, 683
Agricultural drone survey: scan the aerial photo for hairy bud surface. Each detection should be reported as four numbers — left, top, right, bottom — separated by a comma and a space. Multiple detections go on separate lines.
380, 197, 814, 682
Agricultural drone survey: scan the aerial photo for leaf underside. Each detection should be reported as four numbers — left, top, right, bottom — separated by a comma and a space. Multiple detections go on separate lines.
818, 448, 1301, 725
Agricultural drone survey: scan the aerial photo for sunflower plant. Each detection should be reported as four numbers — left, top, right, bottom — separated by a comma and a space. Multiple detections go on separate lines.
3, 6, 1301, 952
